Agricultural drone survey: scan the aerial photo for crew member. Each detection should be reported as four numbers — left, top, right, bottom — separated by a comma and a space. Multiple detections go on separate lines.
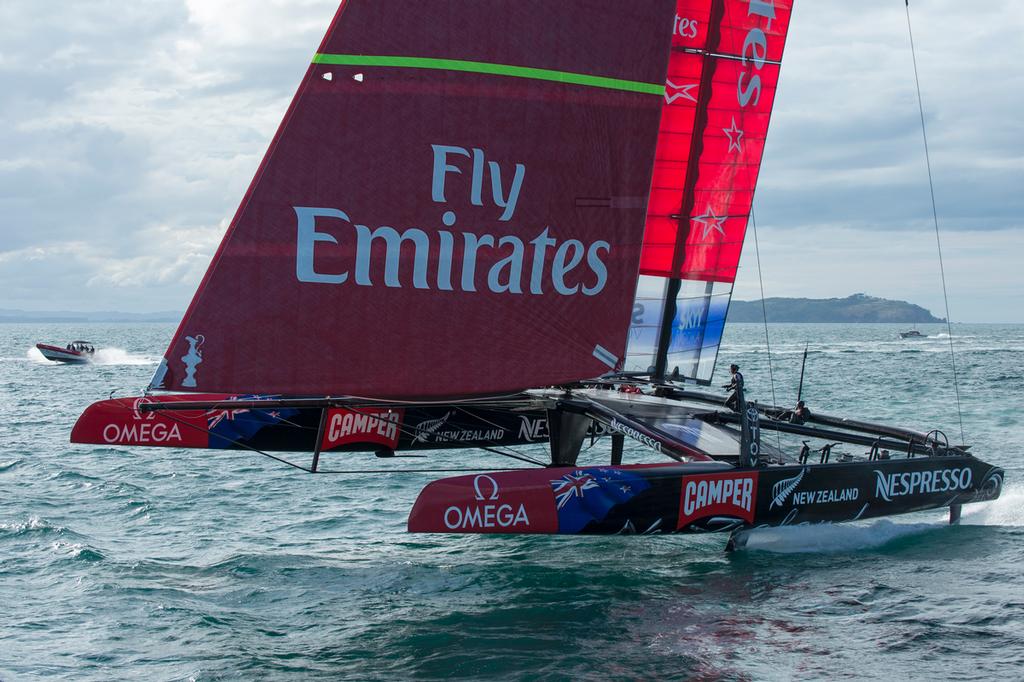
723, 364, 743, 412
789, 400, 811, 425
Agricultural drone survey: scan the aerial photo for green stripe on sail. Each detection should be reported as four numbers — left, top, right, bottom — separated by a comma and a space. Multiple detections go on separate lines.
312, 53, 664, 96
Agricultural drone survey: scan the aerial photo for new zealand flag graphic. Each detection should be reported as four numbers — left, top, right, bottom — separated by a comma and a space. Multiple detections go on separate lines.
550, 468, 651, 534
206, 395, 299, 445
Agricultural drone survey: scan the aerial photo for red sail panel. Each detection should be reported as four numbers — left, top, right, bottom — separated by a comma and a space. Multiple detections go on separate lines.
640, 0, 792, 282
150, 2, 677, 398
676, 57, 783, 282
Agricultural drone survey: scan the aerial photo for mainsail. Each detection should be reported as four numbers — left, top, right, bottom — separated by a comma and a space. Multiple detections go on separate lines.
625, 0, 793, 382
150, 1, 677, 398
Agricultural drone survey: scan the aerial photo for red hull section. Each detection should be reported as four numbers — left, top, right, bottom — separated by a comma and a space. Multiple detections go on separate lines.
407, 462, 737, 534
71, 395, 216, 448
152, 1, 678, 399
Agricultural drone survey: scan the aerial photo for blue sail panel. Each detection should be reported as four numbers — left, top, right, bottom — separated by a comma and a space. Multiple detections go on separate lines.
625, 278, 732, 383
625, 275, 668, 373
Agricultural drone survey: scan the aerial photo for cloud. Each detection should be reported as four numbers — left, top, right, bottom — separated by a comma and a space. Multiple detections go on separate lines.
0, 219, 224, 310
734, 225, 1024, 323
0, 0, 338, 312
759, 0, 1024, 234
0, 0, 1020, 321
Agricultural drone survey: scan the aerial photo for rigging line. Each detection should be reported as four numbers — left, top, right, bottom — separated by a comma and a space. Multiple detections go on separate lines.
316, 391, 533, 407
156, 405, 543, 474
311, 467, 536, 475
750, 211, 782, 450
342, 404, 544, 465
299, 402, 545, 467
344, 398, 545, 465
475, 445, 546, 467
452, 406, 548, 466
905, 1, 966, 446
157, 408, 312, 473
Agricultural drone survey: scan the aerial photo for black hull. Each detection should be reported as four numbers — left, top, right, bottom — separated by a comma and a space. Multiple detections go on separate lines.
621, 456, 1001, 534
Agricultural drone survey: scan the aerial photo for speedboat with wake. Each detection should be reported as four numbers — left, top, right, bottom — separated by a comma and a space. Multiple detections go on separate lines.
899, 329, 926, 339
68, 0, 1003, 549
36, 341, 95, 363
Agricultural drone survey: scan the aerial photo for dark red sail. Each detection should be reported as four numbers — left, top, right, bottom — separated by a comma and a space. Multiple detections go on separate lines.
150, 1, 677, 398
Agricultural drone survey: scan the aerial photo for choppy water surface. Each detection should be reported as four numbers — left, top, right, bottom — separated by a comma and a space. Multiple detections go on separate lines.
1, 323, 1022, 680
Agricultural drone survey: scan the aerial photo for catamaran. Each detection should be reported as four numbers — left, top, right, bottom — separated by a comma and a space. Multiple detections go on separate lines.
70, 0, 1002, 549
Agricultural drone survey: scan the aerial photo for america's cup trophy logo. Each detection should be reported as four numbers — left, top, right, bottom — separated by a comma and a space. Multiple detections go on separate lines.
181, 334, 204, 388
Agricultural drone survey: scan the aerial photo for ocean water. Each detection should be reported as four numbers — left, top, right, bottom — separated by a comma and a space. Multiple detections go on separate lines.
1, 322, 1022, 680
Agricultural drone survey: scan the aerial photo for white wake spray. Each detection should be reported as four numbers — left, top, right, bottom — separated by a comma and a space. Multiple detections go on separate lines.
743, 483, 1024, 553
91, 348, 159, 366
961, 483, 1024, 527
26, 346, 158, 366
26, 347, 55, 363
743, 518, 940, 554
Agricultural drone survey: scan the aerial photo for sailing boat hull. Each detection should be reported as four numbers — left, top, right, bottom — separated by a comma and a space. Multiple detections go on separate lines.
70, 394, 581, 452
408, 456, 1003, 535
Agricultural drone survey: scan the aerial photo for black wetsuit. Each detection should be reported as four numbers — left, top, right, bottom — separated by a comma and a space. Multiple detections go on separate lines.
724, 372, 744, 412
790, 406, 811, 425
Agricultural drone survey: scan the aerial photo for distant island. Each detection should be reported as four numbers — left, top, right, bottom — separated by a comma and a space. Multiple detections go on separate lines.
727, 294, 944, 323
3, 294, 944, 325
0, 309, 182, 323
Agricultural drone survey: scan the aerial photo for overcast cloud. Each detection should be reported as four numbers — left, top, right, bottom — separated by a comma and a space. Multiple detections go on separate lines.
1, 1, 1021, 320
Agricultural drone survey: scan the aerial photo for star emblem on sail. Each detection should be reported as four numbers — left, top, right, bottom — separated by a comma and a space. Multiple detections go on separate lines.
664, 80, 698, 105
691, 206, 727, 240
723, 117, 744, 153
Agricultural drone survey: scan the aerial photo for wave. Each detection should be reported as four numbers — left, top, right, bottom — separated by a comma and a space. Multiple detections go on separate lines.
743, 518, 940, 554
0, 515, 70, 538
0, 459, 23, 472
722, 344, 1024, 356
51, 540, 105, 563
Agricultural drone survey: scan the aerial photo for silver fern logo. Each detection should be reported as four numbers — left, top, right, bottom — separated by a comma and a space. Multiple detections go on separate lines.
412, 411, 452, 444
770, 468, 806, 509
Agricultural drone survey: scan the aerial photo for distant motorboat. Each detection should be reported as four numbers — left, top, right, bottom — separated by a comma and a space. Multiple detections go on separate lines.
899, 329, 926, 339
36, 341, 96, 363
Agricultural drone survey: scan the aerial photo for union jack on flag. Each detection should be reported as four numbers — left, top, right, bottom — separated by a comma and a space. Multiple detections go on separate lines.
203, 394, 298, 444
205, 404, 250, 429
550, 472, 599, 510
549, 467, 652, 534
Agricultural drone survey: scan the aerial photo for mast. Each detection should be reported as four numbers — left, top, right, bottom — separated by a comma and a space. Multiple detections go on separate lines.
653, 0, 726, 383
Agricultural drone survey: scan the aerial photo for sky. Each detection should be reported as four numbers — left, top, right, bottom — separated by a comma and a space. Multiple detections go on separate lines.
0, 1, 1021, 322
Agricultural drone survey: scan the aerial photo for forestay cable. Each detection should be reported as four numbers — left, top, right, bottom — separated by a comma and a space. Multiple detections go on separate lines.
751, 211, 782, 450
905, 1, 966, 445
